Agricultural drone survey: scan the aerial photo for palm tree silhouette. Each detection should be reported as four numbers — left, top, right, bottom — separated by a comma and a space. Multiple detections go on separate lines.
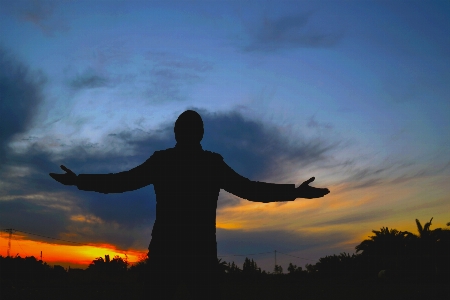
413, 218, 434, 270
356, 227, 411, 272
415, 218, 434, 239
217, 258, 228, 275
409, 217, 450, 281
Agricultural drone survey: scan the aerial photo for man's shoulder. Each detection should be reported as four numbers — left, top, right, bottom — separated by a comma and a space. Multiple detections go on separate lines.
145, 148, 173, 161
151, 147, 223, 161
203, 150, 223, 160
153, 147, 175, 154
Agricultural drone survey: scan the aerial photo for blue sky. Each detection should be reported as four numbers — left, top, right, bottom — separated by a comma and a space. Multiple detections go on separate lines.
1, 0, 449, 271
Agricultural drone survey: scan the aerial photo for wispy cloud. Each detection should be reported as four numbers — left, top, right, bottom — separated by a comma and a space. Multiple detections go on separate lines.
3, 0, 69, 36
341, 159, 450, 190
244, 13, 342, 52
68, 68, 110, 90
217, 227, 349, 257
309, 209, 394, 227
201, 109, 337, 180
0, 196, 74, 239
142, 52, 213, 102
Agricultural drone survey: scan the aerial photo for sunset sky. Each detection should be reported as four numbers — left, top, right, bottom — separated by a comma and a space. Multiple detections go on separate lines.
1, 0, 449, 272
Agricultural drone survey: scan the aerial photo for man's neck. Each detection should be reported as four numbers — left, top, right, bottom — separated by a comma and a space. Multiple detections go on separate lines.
175, 142, 203, 151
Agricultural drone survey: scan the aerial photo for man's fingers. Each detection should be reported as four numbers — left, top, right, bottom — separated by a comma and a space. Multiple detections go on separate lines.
302, 177, 315, 185
60, 165, 75, 175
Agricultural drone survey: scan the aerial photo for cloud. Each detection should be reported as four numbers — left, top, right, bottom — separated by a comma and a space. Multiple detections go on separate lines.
340, 159, 450, 190
307, 115, 333, 130
143, 52, 213, 102
17, 104, 447, 253
148, 52, 213, 72
0, 107, 338, 251
0, 143, 156, 249
15, 105, 445, 253
68, 68, 110, 90
244, 13, 342, 52
201, 110, 336, 180
218, 228, 348, 253
3, 0, 69, 36
309, 209, 394, 228
0, 197, 71, 239
0, 47, 46, 162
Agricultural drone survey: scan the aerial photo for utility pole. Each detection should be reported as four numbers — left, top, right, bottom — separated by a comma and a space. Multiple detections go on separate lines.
274, 250, 277, 269
5, 229, 13, 257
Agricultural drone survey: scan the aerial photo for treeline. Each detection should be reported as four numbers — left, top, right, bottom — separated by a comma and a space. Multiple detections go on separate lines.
219, 217, 450, 284
1, 218, 449, 297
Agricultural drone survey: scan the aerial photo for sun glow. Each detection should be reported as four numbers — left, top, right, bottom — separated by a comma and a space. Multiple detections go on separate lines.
0, 234, 146, 269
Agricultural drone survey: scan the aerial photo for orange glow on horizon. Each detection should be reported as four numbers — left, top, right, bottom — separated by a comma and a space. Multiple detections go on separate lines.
0, 234, 146, 269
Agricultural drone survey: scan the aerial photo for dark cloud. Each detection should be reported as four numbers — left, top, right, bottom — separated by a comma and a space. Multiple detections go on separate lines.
1, 0, 69, 36
0, 47, 45, 162
0, 197, 69, 241
217, 228, 348, 254
201, 110, 336, 180
0, 149, 155, 249
307, 115, 333, 130
147, 52, 213, 72
1, 108, 336, 250
69, 69, 110, 90
244, 13, 342, 52
2, 0, 69, 36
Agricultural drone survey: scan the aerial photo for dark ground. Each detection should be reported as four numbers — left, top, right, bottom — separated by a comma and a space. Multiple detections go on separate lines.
2, 275, 449, 300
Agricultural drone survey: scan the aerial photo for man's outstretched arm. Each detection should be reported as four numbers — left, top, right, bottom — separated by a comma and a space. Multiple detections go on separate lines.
49, 158, 154, 194
220, 161, 329, 202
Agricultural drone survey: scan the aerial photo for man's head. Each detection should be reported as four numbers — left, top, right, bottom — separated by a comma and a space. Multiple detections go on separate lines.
174, 110, 204, 144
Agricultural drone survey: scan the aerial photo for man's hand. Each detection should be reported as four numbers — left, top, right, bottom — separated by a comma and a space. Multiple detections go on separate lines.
296, 177, 329, 199
49, 165, 77, 186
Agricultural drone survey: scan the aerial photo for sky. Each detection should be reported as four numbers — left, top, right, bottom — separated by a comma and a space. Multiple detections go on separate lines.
0, 0, 449, 272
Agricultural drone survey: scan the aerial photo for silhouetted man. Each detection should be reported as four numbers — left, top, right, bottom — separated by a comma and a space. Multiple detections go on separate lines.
50, 110, 329, 299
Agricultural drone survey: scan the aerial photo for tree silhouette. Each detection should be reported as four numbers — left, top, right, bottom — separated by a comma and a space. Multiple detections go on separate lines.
87, 255, 128, 282
352, 218, 450, 283
287, 262, 305, 280
287, 263, 302, 274
435, 226, 450, 280
311, 253, 360, 281
226, 261, 242, 276
243, 257, 261, 275
415, 218, 434, 239
274, 264, 283, 274
355, 227, 411, 273
410, 217, 450, 281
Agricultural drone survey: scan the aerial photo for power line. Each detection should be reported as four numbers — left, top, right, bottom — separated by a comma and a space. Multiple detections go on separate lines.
277, 251, 316, 262
1, 228, 89, 246
13, 234, 28, 257
4, 228, 12, 257
218, 251, 273, 258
